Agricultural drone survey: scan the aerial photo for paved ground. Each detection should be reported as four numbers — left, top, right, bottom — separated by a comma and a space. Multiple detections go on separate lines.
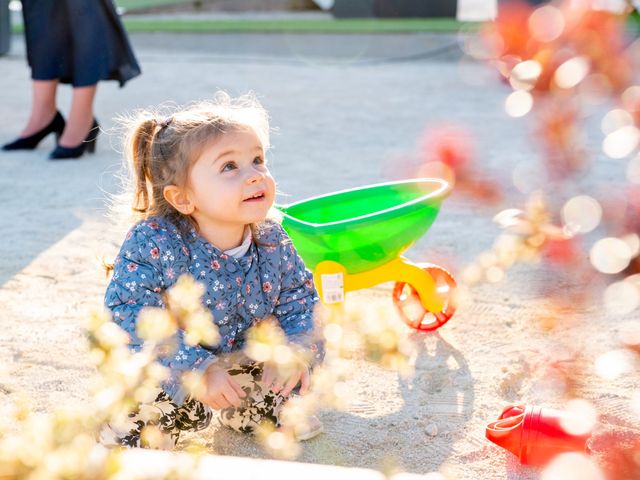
0, 29, 637, 479
7, 0, 497, 20
0, 29, 485, 285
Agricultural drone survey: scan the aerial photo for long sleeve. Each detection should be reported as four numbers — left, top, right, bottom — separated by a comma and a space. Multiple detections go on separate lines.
105, 225, 216, 404
273, 235, 324, 366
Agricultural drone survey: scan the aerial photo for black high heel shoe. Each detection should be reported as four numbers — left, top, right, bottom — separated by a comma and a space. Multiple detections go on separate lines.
49, 119, 100, 160
2, 111, 66, 151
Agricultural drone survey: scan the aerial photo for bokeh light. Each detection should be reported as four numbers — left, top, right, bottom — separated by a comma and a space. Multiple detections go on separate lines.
266, 431, 286, 450
602, 125, 640, 159
479, 251, 497, 268
461, 32, 497, 61
273, 345, 293, 365
462, 264, 483, 284
621, 234, 640, 258
589, 237, 632, 274
541, 452, 605, 480
604, 280, 640, 315
627, 154, 640, 183
505, 90, 534, 118
247, 342, 271, 362
601, 109, 633, 136
561, 195, 602, 234
554, 57, 590, 90
528, 5, 565, 43
332, 381, 349, 399
560, 399, 597, 436
496, 54, 522, 80
595, 349, 635, 380
617, 318, 640, 349
621, 85, 640, 122
137, 309, 176, 342
485, 265, 505, 283
510, 60, 542, 91
323, 323, 342, 344
493, 208, 525, 231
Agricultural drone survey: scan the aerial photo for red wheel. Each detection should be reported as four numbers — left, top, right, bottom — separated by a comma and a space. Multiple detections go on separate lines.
392, 264, 457, 331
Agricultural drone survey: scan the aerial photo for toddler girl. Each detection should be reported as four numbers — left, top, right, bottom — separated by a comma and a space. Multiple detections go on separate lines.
102, 93, 324, 448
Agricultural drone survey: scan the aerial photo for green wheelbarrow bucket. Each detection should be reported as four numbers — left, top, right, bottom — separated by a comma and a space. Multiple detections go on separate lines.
276, 178, 451, 274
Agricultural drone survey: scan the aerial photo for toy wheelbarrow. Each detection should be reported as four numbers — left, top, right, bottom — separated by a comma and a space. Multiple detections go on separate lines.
277, 178, 456, 331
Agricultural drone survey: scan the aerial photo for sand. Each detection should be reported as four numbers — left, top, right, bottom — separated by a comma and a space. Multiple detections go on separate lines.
0, 31, 638, 479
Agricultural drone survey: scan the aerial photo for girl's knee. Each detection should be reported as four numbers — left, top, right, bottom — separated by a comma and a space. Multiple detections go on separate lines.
174, 397, 214, 432
99, 389, 213, 449
217, 388, 287, 434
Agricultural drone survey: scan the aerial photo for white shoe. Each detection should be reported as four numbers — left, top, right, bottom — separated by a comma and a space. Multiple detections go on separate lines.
293, 415, 324, 441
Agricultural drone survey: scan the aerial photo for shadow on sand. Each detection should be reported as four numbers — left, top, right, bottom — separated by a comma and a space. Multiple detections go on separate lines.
199, 331, 473, 474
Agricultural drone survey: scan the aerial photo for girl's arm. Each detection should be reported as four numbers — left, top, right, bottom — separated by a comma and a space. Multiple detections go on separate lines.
105, 225, 217, 404
273, 235, 324, 366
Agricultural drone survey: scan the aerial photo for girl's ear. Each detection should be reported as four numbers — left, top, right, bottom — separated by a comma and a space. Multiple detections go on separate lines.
164, 185, 195, 215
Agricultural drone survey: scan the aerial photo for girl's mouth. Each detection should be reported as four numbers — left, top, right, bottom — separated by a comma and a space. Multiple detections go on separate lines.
244, 192, 265, 202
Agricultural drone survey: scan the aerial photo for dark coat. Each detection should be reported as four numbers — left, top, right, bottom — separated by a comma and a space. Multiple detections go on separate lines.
21, 0, 141, 87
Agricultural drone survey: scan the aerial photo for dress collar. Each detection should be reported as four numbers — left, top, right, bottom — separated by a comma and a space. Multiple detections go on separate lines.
223, 227, 252, 259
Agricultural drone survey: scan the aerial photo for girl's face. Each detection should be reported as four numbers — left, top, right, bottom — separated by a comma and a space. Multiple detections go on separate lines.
187, 127, 275, 234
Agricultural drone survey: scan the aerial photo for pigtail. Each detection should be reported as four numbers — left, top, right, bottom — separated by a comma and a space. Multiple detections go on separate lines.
129, 118, 158, 214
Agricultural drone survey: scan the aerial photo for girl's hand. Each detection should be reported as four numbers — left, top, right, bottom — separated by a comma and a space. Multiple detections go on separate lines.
262, 363, 310, 397
199, 364, 246, 410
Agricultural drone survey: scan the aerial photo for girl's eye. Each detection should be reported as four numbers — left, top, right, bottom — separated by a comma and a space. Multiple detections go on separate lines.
221, 162, 237, 172
253, 156, 265, 165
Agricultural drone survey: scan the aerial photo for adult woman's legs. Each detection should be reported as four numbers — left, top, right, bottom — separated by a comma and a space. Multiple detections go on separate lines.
58, 85, 97, 148
20, 80, 58, 137
2, 79, 65, 150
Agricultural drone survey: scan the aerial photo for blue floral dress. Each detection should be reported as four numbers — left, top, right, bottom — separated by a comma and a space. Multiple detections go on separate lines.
104, 215, 323, 405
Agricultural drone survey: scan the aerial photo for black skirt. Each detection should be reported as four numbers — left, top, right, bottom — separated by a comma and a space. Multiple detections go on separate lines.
21, 0, 141, 87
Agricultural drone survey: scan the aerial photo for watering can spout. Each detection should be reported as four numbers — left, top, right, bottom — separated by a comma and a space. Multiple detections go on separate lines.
485, 405, 526, 458
486, 404, 593, 466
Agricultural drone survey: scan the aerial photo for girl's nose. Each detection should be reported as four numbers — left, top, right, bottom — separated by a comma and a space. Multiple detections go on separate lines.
246, 166, 266, 184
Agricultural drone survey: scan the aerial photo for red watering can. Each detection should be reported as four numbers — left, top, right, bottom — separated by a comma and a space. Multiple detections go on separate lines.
486, 404, 593, 466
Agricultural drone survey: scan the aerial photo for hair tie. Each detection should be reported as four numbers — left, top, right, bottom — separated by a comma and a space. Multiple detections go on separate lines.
154, 117, 173, 160
159, 117, 173, 129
